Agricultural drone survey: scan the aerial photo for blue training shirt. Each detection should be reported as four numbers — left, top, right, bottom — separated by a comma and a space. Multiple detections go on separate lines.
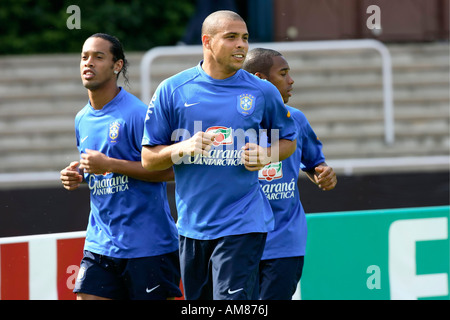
258, 106, 325, 259
142, 63, 297, 240
75, 88, 178, 258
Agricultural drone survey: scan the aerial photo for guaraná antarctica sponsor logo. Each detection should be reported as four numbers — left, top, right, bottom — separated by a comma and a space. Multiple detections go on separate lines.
170, 121, 280, 167
88, 172, 130, 196
205, 126, 233, 147
258, 162, 283, 181
259, 162, 296, 200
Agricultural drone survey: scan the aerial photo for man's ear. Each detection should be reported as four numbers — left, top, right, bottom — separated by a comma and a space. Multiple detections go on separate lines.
202, 34, 211, 49
254, 72, 268, 80
114, 59, 124, 74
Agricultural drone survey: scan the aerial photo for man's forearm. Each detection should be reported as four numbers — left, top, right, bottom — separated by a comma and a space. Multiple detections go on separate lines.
142, 145, 179, 172
268, 139, 297, 163
109, 156, 174, 182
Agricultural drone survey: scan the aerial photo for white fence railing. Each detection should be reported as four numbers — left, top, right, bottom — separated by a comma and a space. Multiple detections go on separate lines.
140, 39, 395, 144
1, 156, 448, 187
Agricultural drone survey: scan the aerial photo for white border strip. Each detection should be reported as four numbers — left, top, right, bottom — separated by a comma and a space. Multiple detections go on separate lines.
0, 171, 60, 184
329, 155, 450, 175
0, 231, 86, 245
29, 238, 58, 300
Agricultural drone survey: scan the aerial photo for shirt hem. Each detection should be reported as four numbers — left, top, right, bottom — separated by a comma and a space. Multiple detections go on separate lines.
83, 242, 179, 259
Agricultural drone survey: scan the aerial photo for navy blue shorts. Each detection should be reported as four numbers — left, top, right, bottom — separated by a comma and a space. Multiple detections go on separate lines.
256, 256, 304, 300
74, 250, 182, 300
179, 233, 266, 300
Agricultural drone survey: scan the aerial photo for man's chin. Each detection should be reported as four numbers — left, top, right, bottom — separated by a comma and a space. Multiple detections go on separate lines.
227, 63, 243, 74
82, 81, 99, 91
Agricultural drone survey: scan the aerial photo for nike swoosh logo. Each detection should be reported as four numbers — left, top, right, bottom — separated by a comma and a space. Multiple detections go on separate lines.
80, 136, 88, 143
146, 284, 160, 293
227, 288, 244, 295
184, 102, 200, 107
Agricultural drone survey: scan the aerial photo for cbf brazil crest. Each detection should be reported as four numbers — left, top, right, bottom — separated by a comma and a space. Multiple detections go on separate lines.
109, 120, 121, 143
237, 93, 256, 116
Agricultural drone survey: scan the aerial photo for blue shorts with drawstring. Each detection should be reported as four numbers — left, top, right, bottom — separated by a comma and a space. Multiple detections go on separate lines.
179, 233, 267, 300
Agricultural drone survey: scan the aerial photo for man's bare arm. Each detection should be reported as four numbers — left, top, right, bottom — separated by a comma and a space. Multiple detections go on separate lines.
80, 149, 174, 182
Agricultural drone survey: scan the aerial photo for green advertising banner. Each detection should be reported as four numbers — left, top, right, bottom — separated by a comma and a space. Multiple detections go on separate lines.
299, 206, 450, 300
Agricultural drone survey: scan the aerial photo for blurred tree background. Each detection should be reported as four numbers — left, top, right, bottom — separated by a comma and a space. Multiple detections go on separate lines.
0, 0, 197, 55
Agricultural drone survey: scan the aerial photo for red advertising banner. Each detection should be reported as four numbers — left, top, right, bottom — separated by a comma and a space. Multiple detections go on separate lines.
0, 231, 185, 300
0, 232, 85, 300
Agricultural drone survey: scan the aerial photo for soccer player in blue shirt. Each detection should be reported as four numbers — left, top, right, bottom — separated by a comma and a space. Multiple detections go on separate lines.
243, 48, 337, 299
141, 11, 298, 300
59, 33, 181, 300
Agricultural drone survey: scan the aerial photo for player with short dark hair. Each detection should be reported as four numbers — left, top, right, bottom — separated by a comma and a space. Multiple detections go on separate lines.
60, 33, 181, 300
141, 11, 298, 300
243, 48, 337, 300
